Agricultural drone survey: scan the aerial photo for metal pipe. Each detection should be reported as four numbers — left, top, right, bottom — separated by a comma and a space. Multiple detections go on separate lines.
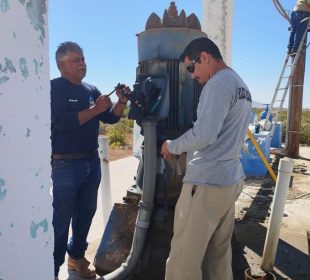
261, 157, 294, 272
102, 120, 157, 280
247, 129, 277, 182
98, 136, 113, 229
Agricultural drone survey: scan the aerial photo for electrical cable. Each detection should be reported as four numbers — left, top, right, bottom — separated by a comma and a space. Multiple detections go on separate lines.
272, 0, 290, 23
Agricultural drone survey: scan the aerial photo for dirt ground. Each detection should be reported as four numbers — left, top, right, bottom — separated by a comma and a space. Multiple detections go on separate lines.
107, 136, 310, 280
233, 147, 310, 280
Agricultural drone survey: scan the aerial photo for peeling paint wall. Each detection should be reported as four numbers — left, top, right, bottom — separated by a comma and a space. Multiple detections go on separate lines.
202, 0, 233, 65
0, 1, 53, 279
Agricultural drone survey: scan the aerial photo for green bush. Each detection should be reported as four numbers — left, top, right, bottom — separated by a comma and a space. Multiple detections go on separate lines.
102, 115, 134, 148
99, 104, 134, 148
107, 125, 126, 148
121, 118, 134, 130
300, 110, 310, 145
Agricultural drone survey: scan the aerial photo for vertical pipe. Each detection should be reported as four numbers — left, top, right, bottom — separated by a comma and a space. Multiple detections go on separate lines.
140, 120, 157, 203
98, 136, 112, 228
261, 157, 294, 272
103, 120, 157, 280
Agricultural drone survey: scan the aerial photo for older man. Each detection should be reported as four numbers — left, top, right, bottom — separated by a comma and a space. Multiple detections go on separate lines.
51, 41, 129, 279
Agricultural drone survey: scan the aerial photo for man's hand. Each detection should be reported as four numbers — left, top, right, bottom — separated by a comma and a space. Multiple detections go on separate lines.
161, 141, 174, 159
78, 95, 112, 125
94, 95, 112, 113
116, 85, 131, 104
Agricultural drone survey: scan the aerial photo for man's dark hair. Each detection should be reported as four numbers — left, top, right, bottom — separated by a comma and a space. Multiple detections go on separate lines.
55, 41, 83, 63
180, 37, 223, 62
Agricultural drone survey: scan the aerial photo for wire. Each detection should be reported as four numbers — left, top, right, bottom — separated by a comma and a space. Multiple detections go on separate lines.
272, 0, 291, 23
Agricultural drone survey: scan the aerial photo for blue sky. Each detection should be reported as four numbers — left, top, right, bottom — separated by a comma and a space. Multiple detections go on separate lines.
48, 0, 310, 108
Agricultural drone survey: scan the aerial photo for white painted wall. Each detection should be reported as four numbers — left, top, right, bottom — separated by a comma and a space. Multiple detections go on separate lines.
202, 0, 233, 65
0, 1, 53, 279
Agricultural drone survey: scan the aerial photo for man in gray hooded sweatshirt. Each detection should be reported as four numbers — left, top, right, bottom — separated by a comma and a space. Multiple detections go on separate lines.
161, 37, 252, 280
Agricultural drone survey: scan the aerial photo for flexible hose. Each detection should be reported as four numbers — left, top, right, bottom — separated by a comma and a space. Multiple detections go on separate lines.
272, 0, 290, 23
101, 120, 157, 280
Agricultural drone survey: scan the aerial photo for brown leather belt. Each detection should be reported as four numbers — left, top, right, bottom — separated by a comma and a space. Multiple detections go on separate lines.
52, 149, 98, 160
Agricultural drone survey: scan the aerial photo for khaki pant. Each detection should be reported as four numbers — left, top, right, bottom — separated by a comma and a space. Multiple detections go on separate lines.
165, 181, 243, 280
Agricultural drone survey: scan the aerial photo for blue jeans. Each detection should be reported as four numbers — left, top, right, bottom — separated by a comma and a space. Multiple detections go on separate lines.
288, 11, 310, 52
52, 155, 101, 276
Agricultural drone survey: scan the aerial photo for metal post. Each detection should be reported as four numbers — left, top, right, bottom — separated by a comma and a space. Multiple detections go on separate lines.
98, 136, 112, 228
261, 157, 294, 272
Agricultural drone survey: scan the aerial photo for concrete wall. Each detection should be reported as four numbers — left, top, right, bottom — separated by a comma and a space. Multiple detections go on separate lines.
202, 0, 233, 65
0, 1, 53, 279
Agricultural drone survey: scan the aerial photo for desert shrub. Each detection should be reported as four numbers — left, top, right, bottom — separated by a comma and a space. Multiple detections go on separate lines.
277, 110, 310, 145
121, 118, 134, 130
99, 105, 132, 134
99, 115, 133, 148
300, 110, 310, 144
107, 124, 126, 148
